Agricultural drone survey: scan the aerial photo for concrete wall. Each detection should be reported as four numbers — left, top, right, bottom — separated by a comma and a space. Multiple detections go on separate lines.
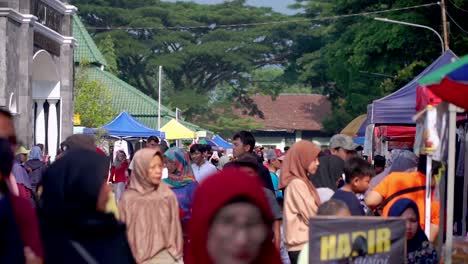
0, 2, 75, 148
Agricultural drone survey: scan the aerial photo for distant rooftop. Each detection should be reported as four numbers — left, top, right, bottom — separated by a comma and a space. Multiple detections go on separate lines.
234, 94, 331, 131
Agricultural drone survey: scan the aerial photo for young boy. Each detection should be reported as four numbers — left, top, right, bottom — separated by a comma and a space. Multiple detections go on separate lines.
331, 157, 374, 216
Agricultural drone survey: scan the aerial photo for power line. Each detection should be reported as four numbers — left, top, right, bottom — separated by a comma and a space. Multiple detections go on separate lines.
84, 3, 438, 30
447, 0, 468, 13
445, 10, 468, 34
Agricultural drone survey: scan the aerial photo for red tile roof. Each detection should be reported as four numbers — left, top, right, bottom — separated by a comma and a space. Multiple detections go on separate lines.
234, 94, 331, 131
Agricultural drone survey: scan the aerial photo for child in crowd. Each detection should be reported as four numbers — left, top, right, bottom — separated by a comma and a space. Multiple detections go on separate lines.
331, 157, 374, 216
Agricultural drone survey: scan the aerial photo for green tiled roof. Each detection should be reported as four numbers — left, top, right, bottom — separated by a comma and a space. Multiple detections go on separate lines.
72, 15, 204, 132
84, 67, 203, 131
73, 15, 108, 67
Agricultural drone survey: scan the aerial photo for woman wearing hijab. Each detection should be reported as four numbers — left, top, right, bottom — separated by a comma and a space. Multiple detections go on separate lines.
164, 147, 199, 260
119, 149, 183, 264
12, 152, 33, 201
388, 198, 438, 263
39, 149, 135, 264
187, 168, 281, 264
279, 140, 321, 264
110, 150, 129, 202
164, 147, 198, 219
24, 146, 47, 195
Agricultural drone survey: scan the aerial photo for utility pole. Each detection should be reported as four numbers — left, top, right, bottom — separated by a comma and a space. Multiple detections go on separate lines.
441, 0, 450, 50
158, 66, 162, 131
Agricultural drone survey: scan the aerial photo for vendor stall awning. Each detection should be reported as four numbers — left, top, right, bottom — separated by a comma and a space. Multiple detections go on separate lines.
341, 114, 367, 137
212, 135, 233, 149
369, 50, 457, 125
161, 119, 196, 140
84, 112, 165, 138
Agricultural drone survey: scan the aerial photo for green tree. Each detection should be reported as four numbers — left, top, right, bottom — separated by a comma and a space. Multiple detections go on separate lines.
288, 0, 455, 132
74, 64, 116, 127
97, 34, 119, 74
73, 0, 295, 117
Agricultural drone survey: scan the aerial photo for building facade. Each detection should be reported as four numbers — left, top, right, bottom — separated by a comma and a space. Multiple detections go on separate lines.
234, 94, 332, 149
0, 0, 76, 160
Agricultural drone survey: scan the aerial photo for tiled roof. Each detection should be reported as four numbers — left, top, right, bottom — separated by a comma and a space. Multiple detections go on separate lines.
72, 15, 108, 67
72, 15, 203, 132
234, 94, 331, 131
83, 67, 203, 131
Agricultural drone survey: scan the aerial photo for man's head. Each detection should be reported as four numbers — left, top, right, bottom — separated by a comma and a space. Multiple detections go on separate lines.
64, 134, 96, 151
266, 149, 282, 171
190, 144, 207, 165
232, 131, 255, 158
146, 136, 160, 149
329, 134, 360, 161
317, 199, 351, 217
373, 155, 386, 175
225, 153, 259, 178
0, 109, 16, 153
344, 157, 374, 194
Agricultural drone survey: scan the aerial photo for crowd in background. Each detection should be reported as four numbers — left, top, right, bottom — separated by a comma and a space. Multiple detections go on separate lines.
0, 107, 440, 264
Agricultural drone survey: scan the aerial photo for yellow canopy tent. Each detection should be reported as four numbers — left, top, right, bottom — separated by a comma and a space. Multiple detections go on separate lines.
340, 114, 367, 137
160, 119, 196, 140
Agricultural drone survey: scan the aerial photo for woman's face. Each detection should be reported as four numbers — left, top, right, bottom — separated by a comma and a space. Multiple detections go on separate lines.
207, 202, 268, 264
164, 157, 177, 174
307, 157, 320, 175
148, 155, 163, 185
401, 207, 419, 240
118, 152, 126, 161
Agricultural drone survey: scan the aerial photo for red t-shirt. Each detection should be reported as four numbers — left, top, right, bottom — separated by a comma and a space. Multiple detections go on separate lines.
110, 161, 129, 183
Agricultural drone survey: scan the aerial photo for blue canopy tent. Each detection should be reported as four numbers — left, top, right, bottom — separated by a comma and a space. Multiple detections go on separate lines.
212, 135, 233, 149
198, 138, 218, 147
84, 112, 165, 138
369, 50, 457, 125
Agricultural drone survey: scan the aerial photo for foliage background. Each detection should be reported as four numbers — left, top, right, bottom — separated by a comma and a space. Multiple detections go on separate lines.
71, 0, 468, 134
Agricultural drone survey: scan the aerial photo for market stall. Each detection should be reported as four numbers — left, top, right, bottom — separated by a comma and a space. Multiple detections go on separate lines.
84, 111, 165, 138
417, 54, 468, 263
160, 119, 196, 140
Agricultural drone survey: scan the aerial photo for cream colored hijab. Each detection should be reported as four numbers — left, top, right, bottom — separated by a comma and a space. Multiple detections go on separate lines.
128, 148, 158, 193
279, 140, 322, 206
120, 149, 183, 263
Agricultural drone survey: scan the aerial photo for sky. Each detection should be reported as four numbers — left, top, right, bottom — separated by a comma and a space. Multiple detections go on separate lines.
163, 0, 298, 15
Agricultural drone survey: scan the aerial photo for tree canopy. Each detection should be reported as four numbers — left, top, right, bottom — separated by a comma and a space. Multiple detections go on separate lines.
72, 0, 468, 133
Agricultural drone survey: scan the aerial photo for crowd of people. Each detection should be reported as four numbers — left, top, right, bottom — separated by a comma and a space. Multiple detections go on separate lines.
0, 107, 441, 264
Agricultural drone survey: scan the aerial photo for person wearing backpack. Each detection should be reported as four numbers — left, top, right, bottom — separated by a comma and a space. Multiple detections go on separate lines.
366, 152, 440, 242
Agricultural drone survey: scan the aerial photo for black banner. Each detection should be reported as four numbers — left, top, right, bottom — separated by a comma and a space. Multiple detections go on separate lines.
309, 216, 406, 264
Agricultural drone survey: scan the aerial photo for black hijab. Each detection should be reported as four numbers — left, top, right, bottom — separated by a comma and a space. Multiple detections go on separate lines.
388, 198, 429, 253
40, 149, 109, 224
40, 149, 136, 263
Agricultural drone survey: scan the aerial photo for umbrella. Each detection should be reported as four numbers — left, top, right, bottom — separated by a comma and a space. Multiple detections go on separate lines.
419, 55, 468, 110
341, 114, 367, 137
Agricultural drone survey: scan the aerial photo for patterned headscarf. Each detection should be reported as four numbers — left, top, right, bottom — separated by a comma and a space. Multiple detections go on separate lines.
164, 147, 195, 188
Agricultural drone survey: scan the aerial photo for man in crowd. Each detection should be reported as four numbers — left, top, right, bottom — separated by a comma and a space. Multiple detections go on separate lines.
311, 134, 361, 190
266, 149, 284, 199
190, 144, 217, 183
129, 136, 160, 168
232, 131, 275, 192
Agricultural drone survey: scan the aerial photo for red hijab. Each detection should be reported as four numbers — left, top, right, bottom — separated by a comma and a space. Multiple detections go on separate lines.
187, 168, 281, 264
